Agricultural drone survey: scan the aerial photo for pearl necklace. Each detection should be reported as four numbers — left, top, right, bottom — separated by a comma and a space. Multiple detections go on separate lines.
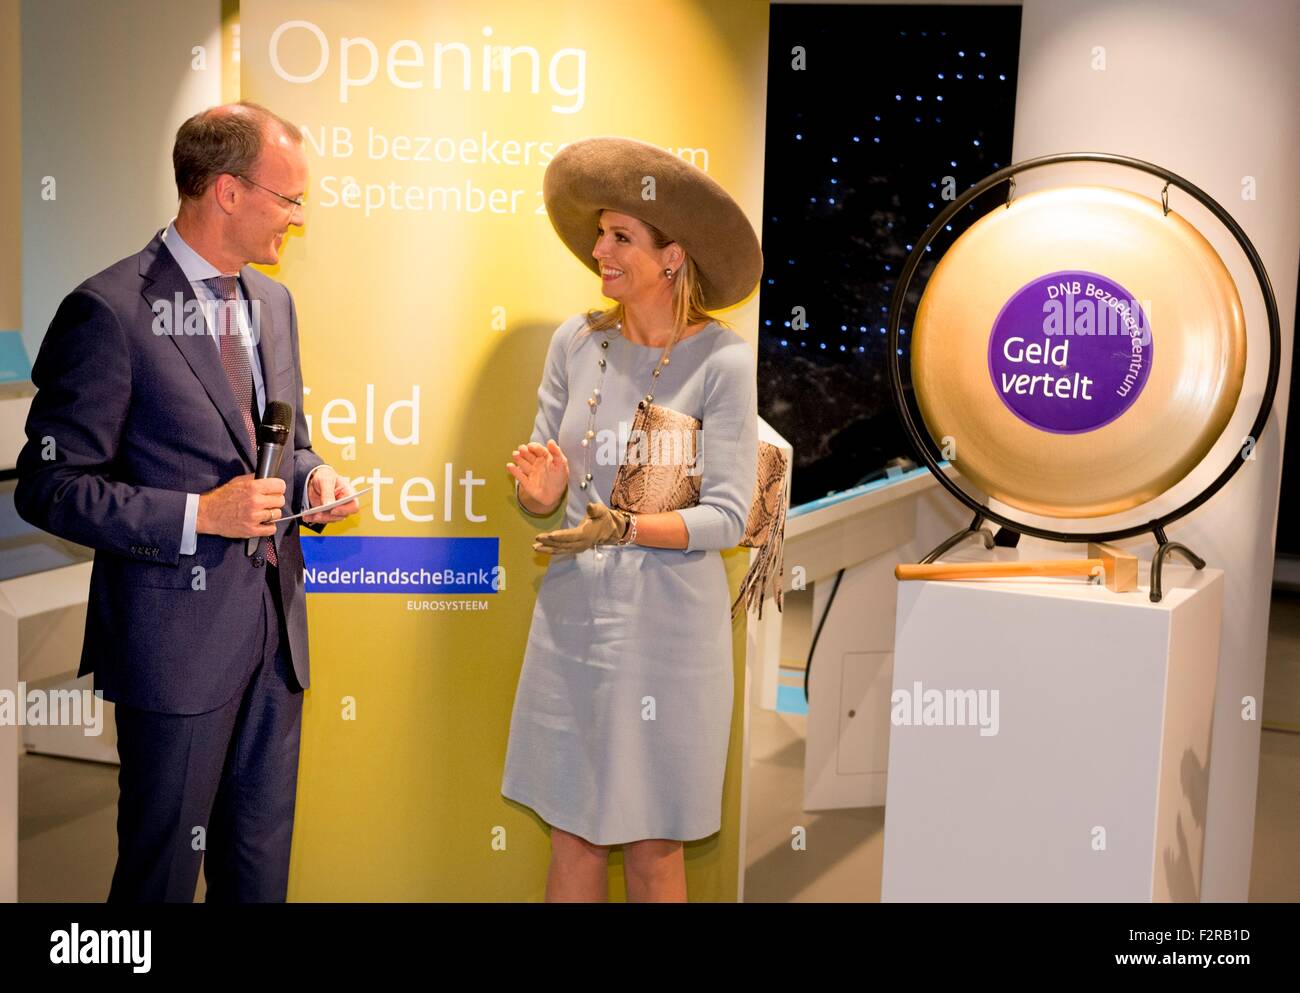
578, 319, 680, 558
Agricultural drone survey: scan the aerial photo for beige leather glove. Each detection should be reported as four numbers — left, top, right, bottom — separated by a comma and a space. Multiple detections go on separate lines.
534, 502, 630, 554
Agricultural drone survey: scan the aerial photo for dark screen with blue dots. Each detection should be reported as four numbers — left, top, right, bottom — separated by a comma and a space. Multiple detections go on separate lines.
759, 3, 1021, 508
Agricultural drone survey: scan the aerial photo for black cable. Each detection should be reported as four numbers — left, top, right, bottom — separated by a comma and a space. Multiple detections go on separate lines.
804, 567, 844, 703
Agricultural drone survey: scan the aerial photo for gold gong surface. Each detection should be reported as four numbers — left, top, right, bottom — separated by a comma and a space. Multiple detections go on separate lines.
911, 185, 1246, 518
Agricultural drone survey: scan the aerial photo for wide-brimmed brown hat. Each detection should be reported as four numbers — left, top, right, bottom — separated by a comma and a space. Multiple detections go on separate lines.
543, 136, 763, 311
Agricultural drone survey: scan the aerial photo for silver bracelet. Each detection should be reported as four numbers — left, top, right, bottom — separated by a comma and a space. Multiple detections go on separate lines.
617, 512, 638, 546
516, 479, 561, 518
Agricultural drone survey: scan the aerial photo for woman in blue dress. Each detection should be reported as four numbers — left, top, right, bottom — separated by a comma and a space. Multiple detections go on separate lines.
502, 137, 764, 902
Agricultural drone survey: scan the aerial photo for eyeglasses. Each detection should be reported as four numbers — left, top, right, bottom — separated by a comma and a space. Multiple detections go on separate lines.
235, 174, 305, 210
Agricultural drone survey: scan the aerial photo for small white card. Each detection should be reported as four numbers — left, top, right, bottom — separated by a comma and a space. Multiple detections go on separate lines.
276, 486, 373, 523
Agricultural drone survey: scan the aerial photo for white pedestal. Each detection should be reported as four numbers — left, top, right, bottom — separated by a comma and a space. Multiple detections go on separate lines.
881, 563, 1224, 902
0, 561, 106, 903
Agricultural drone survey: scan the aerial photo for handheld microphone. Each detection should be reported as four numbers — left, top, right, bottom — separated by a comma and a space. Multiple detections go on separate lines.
246, 400, 294, 557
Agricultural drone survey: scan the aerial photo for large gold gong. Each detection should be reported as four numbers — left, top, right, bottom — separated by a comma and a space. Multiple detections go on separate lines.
911, 186, 1246, 518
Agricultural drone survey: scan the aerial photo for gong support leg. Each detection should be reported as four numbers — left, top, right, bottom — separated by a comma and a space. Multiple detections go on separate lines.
1149, 524, 1207, 603
920, 512, 996, 564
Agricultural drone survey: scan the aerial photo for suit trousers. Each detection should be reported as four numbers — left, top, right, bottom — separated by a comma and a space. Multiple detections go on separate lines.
107, 564, 304, 902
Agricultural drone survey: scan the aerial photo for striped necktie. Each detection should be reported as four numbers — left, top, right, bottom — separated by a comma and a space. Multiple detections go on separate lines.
207, 275, 276, 567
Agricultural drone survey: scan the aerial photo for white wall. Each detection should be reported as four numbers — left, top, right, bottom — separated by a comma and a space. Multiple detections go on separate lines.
0, 0, 20, 335
1007, 0, 1300, 901
20, 0, 222, 358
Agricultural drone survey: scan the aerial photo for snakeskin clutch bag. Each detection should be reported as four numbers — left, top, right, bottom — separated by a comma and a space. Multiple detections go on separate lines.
609, 401, 788, 620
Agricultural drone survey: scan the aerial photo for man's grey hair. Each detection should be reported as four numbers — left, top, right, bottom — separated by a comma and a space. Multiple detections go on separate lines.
172, 101, 302, 201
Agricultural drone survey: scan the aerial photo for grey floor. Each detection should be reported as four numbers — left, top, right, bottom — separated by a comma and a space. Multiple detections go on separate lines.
17, 590, 1300, 902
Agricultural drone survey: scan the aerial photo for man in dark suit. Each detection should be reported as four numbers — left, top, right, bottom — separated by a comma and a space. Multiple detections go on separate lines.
15, 101, 357, 902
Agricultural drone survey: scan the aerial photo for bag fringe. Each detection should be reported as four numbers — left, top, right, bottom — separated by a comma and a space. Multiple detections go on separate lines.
731, 494, 787, 622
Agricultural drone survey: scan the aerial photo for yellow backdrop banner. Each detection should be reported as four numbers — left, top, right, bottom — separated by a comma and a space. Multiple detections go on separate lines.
240, 0, 769, 901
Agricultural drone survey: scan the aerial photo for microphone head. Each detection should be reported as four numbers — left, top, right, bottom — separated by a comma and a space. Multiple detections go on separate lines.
258, 400, 294, 444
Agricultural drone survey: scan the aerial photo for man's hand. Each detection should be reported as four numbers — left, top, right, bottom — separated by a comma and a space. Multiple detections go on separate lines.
304, 467, 360, 525
197, 475, 286, 539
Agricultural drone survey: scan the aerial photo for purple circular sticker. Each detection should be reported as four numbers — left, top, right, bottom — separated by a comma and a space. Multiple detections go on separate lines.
987, 270, 1153, 434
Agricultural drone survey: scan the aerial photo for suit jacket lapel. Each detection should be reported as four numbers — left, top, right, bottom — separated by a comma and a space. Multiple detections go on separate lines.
243, 272, 280, 406
139, 234, 256, 469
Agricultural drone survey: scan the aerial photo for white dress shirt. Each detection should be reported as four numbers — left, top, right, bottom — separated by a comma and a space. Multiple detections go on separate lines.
161, 221, 327, 554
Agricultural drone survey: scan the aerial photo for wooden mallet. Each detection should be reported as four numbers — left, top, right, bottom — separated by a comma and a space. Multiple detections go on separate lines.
895, 542, 1139, 592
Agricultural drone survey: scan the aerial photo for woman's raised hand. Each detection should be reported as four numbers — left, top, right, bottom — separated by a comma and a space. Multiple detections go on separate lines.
507, 439, 570, 510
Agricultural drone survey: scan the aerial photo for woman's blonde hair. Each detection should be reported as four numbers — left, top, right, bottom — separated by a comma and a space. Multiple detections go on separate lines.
585, 216, 724, 344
